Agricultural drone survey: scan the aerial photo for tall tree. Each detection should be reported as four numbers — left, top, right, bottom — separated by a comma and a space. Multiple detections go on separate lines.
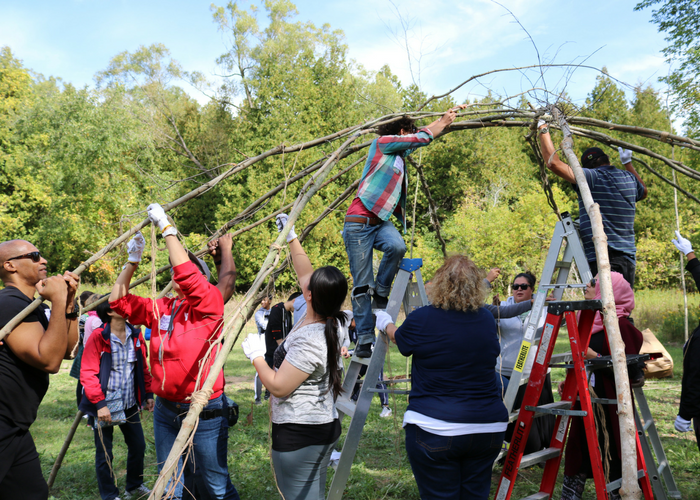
635, 0, 700, 132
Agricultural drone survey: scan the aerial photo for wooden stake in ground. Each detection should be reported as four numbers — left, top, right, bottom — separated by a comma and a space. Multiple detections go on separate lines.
148, 130, 367, 500
553, 107, 641, 500
47, 410, 85, 488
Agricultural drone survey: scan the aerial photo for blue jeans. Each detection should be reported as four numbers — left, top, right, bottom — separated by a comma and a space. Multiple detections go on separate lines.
404, 424, 504, 500
343, 220, 406, 345
153, 395, 240, 500
93, 405, 146, 500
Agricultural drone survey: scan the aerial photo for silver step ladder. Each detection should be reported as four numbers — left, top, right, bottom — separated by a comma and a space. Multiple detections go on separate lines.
501, 212, 593, 421
633, 386, 682, 499
327, 258, 428, 500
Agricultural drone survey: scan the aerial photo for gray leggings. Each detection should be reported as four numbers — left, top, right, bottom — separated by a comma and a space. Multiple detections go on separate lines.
271, 442, 336, 500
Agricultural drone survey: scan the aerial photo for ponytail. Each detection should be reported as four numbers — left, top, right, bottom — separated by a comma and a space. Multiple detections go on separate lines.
308, 266, 349, 400
324, 311, 347, 399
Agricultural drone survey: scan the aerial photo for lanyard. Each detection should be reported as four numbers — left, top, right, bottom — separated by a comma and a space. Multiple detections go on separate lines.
159, 299, 185, 365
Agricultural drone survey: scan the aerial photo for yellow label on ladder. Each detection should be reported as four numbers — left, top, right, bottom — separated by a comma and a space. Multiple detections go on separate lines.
514, 341, 531, 372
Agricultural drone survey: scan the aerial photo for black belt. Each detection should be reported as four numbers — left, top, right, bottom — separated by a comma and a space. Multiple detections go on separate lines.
158, 397, 224, 420
344, 215, 382, 226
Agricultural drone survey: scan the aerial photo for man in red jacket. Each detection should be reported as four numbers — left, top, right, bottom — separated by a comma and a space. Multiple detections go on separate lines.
80, 298, 153, 500
109, 204, 240, 500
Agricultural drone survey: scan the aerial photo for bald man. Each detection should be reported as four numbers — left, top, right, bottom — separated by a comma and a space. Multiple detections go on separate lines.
0, 239, 79, 500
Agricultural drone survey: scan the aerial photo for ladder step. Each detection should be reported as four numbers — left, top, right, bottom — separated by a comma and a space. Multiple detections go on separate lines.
554, 261, 571, 269
349, 356, 371, 366
509, 401, 573, 422
335, 397, 356, 418
550, 352, 572, 364
525, 401, 585, 417
606, 469, 645, 492
520, 447, 561, 468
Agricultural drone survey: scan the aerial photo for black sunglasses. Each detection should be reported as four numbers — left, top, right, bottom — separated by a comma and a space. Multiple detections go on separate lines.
512, 283, 531, 291
6, 251, 42, 263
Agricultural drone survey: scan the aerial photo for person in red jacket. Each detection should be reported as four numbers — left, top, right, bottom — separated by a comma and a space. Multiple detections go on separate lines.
108, 204, 240, 500
80, 298, 153, 500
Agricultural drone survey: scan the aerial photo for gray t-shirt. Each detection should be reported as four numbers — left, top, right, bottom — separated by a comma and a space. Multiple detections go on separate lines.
271, 321, 338, 425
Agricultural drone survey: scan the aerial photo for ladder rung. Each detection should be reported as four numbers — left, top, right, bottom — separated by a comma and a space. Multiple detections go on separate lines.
590, 397, 618, 405
606, 469, 645, 492
643, 420, 653, 432
335, 397, 356, 417
510, 401, 573, 422
525, 401, 583, 417
540, 283, 586, 289
520, 447, 561, 468
519, 376, 530, 387
349, 356, 371, 366
519, 493, 550, 500
550, 352, 572, 364
368, 388, 410, 395
554, 261, 571, 269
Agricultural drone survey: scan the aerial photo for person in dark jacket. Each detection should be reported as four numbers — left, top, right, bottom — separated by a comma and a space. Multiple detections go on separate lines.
672, 231, 700, 446
375, 255, 508, 500
80, 297, 153, 500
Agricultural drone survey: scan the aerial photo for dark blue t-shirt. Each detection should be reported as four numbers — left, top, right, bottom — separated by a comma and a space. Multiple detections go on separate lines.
574, 166, 645, 263
394, 305, 508, 424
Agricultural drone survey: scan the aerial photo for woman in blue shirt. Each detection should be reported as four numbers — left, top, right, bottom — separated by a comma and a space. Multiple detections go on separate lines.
375, 254, 508, 500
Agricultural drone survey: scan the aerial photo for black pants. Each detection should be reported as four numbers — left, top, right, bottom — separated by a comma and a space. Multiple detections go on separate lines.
93, 405, 146, 500
0, 426, 48, 500
588, 248, 636, 289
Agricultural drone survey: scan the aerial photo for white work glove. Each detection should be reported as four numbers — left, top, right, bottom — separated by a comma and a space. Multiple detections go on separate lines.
127, 232, 146, 263
375, 311, 393, 332
674, 415, 692, 433
537, 119, 546, 128
672, 230, 693, 256
147, 203, 177, 237
241, 333, 266, 363
618, 147, 633, 165
275, 213, 298, 242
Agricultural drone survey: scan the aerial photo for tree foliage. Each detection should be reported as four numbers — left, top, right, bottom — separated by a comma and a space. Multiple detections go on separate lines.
0, 0, 698, 294
635, 0, 700, 132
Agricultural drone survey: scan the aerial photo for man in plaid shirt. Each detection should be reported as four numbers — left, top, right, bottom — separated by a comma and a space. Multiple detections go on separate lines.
343, 105, 465, 357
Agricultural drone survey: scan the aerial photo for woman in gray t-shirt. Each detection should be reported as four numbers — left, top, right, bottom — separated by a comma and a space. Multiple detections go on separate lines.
242, 214, 347, 500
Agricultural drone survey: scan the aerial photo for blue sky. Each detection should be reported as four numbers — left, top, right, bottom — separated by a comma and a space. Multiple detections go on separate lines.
0, 0, 670, 110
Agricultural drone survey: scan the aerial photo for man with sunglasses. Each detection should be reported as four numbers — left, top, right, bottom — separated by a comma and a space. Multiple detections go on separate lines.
108, 205, 240, 500
0, 240, 80, 500
343, 105, 466, 357
537, 120, 647, 288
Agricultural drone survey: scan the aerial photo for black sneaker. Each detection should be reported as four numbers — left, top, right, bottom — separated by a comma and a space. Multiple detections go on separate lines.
264, 390, 270, 401
355, 343, 372, 358
372, 295, 389, 310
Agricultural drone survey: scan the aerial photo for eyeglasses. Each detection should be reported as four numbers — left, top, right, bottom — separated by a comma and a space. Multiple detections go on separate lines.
6, 251, 42, 263
512, 283, 531, 291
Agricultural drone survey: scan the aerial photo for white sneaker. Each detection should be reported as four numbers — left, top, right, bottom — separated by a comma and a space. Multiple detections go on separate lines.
380, 406, 392, 418
124, 484, 151, 500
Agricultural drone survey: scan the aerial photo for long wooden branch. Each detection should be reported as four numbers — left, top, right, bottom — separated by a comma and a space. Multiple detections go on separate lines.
0, 120, 375, 342
148, 130, 367, 499
554, 107, 641, 500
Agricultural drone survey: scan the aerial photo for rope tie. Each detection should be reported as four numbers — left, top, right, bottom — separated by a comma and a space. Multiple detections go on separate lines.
189, 389, 213, 407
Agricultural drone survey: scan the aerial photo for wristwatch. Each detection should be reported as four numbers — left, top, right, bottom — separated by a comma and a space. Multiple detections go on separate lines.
538, 126, 550, 135
65, 310, 79, 319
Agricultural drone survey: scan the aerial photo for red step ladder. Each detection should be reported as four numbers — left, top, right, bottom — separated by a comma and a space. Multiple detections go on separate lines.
495, 300, 654, 500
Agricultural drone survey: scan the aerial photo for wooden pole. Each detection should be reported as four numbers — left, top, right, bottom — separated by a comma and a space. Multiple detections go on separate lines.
553, 107, 641, 500
47, 410, 84, 489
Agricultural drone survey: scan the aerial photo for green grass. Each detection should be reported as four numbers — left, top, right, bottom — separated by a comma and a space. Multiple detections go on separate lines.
35, 289, 697, 499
